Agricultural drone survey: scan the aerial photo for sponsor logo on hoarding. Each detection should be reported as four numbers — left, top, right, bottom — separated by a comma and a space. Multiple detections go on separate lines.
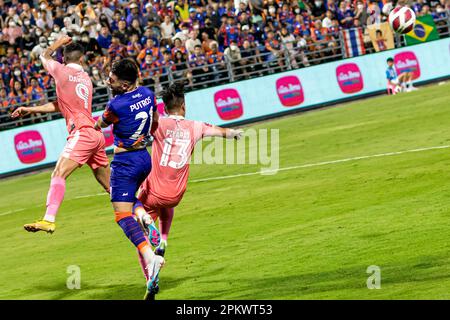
14, 130, 46, 164
336, 63, 364, 94
276, 76, 304, 107
214, 89, 244, 120
394, 51, 421, 80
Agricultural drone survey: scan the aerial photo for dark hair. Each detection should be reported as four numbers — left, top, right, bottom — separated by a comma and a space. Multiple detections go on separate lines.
161, 82, 185, 111
111, 58, 139, 83
376, 29, 382, 35
12, 80, 24, 95
63, 42, 85, 63
387, 57, 394, 63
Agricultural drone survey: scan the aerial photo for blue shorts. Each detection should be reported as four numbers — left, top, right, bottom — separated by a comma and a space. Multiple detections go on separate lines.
110, 149, 151, 203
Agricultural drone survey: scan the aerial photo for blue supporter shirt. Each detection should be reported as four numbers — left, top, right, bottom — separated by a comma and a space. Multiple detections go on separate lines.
97, 34, 112, 49
386, 66, 397, 81
102, 86, 156, 148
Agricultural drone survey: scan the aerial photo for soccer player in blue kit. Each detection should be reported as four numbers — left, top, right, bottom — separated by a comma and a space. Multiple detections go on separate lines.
94, 59, 164, 296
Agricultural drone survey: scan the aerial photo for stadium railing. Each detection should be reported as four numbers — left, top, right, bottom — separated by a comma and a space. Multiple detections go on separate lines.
1, 13, 449, 131
434, 12, 450, 38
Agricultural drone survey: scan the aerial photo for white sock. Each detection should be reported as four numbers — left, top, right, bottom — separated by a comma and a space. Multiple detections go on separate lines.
160, 239, 168, 248
43, 214, 56, 222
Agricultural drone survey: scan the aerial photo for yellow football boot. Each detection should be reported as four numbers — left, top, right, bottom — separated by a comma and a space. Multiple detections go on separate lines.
24, 220, 56, 234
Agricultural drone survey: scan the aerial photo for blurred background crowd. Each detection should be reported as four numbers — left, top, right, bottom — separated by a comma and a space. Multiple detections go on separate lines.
0, 0, 449, 123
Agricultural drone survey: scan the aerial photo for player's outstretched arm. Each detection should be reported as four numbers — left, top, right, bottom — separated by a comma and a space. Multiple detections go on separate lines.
204, 125, 243, 140
224, 128, 244, 140
11, 101, 59, 118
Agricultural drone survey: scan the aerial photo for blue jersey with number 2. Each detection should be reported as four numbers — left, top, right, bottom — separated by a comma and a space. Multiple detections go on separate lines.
102, 86, 156, 148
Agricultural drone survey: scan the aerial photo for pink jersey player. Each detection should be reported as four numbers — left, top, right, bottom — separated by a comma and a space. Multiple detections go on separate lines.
137, 82, 242, 256
44, 58, 94, 133
12, 37, 110, 234
41, 56, 109, 168
140, 117, 225, 208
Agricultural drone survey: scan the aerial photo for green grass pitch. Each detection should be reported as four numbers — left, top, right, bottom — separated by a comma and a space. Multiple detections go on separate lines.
1, 83, 450, 299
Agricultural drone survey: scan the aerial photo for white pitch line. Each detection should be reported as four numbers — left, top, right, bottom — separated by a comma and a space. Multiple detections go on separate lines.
0, 194, 108, 217
190, 145, 450, 183
72, 192, 108, 200
0, 208, 25, 217
1, 144, 449, 217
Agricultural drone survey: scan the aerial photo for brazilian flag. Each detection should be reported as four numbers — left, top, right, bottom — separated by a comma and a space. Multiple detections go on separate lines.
405, 14, 439, 45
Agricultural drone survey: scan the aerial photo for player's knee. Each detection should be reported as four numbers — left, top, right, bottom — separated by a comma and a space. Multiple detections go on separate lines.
115, 211, 133, 223
51, 168, 66, 179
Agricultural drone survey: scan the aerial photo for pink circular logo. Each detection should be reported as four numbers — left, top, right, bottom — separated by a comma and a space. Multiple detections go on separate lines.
276, 76, 305, 107
336, 63, 364, 94
214, 89, 244, 120
394, 51, 421, 80
14, 130, 46, 164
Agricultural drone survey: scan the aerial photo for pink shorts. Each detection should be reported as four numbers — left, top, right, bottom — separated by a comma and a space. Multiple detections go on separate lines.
61, 127, 109, 169
138, 188, 180, 217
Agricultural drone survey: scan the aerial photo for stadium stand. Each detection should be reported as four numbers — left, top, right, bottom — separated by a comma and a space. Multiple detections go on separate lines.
0, 0, 449, 129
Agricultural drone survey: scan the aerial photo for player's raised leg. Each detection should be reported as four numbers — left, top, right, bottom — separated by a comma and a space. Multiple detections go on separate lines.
24, 156, 79, 233
136, 234, 151, 282
133, 201, 162, 283
134, 200, 160, 247
113, 202, 164, 285
91, 165, 110, 193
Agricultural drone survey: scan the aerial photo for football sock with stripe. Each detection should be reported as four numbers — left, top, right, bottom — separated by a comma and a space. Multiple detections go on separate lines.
115, 212, 154, 265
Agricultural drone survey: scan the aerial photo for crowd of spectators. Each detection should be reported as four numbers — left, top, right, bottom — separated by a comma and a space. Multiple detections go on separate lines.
0, 0, 449, 124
